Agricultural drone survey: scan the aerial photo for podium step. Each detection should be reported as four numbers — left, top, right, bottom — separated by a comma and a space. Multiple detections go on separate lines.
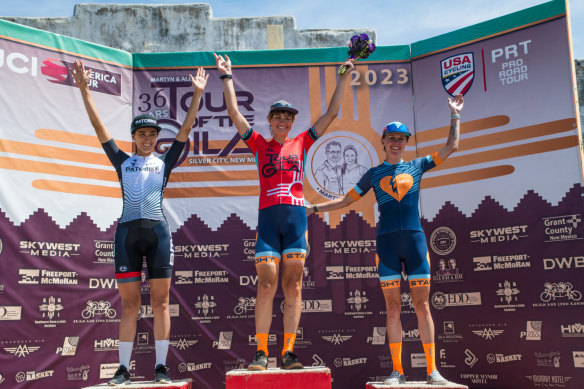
226, 367, 331, 389
366, 381, 468, 389
82, 378, 192, 389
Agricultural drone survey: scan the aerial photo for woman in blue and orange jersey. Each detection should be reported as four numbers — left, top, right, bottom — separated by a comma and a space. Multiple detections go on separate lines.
308, 94, 464, 385
71, 61, 208, 385
214, 53, 354, 370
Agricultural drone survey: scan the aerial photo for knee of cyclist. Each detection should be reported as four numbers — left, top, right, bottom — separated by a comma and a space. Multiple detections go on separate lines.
412, 299, 430, 314
121, 298, 141, 313
282, 279, 301, 297
385, 300, 401, 316
257, 280, 277, 295
150, 297, 169, 311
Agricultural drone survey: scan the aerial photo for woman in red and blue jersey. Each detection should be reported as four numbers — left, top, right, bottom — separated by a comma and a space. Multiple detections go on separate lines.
214, 53, 354, 370
308, 95, 464, 385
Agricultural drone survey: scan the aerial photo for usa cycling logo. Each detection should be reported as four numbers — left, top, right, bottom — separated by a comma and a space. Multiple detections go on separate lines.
440, 53, 474, 96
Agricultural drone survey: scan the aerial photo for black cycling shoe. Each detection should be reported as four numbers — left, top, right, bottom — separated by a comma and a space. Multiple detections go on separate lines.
248, 350, 268, 370
108, 365, 130, 386
281, 351, 303, 369
154, 364, 171, 384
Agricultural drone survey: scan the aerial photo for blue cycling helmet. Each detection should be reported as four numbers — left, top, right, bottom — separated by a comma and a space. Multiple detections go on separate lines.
382, 121, 411, 137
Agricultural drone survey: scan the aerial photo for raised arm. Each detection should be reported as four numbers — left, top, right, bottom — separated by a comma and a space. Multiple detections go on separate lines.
306, 192, 356, 216
312, 58, 355, 137
69, 60, 112, 143
437, 94, 464, 161
214, 53, 250, 136
176, 67, 209, 142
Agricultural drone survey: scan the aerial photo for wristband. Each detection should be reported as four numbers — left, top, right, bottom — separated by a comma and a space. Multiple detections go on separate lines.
451, 114, 461, 120
313, 204, 318, 212
220, 74, 232, 80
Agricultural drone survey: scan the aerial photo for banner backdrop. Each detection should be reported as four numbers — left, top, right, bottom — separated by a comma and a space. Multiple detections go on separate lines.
1, 0, 583, 388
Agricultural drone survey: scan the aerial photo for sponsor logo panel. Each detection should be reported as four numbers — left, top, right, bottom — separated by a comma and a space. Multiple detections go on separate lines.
533, 282, 583, 308
470, 225, 528, 244
430, 227, 456, 256
18, 268, 78, 285
174, 243, 229, 259
19, 240, 80, 259
520, 321, 542, 340
324, 240, 376, 255
438, 321, 463, 343
56, 336, 79, 356
431, 291, 481, 310
66, 365, 90, 382
0, 306, 22, 321
473, 254, 531, 271
525, 375, 572, 388
494, 280, 525, 311
367, 327, 386, 345
94, 240, 114, 264
345, 290, 372, 318
542, 214, 582, 243
410, 353, 426, 368
192, 294, 219, 323
535, 351, 561, 368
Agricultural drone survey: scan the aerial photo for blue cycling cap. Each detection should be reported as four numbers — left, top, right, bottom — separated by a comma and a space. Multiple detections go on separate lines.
382, 122, 411, 137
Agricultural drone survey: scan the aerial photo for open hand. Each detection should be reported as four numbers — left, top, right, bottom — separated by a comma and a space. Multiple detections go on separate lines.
189, 67, 209, 93
69, 60, 92, 88
448, 94, 464, 115
213, 53, 232, 75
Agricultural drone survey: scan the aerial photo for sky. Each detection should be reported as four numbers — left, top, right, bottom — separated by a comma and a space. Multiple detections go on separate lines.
1, 0, 583, 58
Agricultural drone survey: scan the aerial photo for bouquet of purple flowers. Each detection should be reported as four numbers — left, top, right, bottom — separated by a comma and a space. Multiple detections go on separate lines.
338, 33, 376, 75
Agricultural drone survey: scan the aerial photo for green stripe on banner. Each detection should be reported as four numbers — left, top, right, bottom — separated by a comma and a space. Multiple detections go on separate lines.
411, 0, 566, 58
132, 45, 412, 69
0, 19, 132, 67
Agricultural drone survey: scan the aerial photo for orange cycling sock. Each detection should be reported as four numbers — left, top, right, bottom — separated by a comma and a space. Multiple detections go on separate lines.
423, 343, 436, 374
256, 333, 269, 356
389, 342, 403, 374
282, 332, 296, 356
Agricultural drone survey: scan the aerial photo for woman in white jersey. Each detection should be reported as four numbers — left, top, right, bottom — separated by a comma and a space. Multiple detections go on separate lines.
71, 61, 208, 385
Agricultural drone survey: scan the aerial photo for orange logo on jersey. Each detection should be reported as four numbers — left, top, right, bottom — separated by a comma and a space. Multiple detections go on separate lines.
380, 174, 413, 202
409, 279, 430, 288
381, 279, 401, 289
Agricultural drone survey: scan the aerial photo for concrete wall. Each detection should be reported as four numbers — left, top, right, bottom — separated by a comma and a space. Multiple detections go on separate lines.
0, 3, 375, 52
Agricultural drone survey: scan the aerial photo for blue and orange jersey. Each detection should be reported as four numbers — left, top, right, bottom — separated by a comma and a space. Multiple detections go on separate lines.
241, 127, 319, 210
348, 152, 443, 234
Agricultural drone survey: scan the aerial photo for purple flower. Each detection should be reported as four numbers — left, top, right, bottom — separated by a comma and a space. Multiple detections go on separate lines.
338, 32, 376, 75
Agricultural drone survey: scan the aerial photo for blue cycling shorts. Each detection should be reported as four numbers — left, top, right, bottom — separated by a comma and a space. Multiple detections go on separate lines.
254, 204, 307, 266
376, 230, 431, 290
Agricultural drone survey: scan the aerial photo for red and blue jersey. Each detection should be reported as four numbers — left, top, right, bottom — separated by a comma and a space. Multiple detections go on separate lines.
241, 127, 319, 210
